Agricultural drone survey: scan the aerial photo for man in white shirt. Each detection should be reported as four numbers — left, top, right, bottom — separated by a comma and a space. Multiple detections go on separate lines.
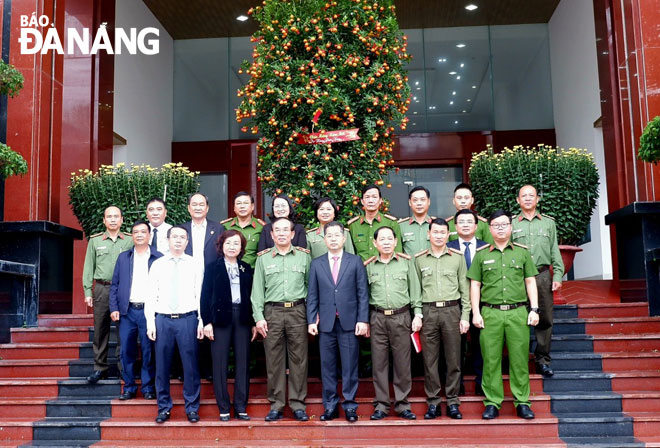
146, 226, 204, 424
146, 197, 172, 255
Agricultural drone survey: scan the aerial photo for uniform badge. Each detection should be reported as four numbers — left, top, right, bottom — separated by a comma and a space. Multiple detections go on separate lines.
484, 259, 495, 265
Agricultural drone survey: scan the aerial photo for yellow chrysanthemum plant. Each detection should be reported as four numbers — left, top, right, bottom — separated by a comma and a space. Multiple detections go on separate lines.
468, 145, 600, 246
68, 163, 200, 238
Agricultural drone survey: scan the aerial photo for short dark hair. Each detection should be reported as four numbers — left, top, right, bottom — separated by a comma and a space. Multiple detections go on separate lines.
233, 191, 254, 204
488, 209, 512, 224
374, 226, 395, 240
324, 221, 345, 234
188, 192, 209, 205
167, 225, 188, 238
104, 205, 123, 217
146, 197, 166, 210
409, 186, 430, 199
271, 194, 296, 222
131, 220, 150, 232
454, 209, 478, 223
271, 216, 294, 231
361, 184, 381, 198
453, 183, 473, 194
216, 229, 247, 259
430, 217, 449, 230
314, 197, 339, 221
518, 184, 538, 196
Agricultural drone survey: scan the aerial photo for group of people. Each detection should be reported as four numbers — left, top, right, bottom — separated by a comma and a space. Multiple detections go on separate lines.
82, 181, 563, 424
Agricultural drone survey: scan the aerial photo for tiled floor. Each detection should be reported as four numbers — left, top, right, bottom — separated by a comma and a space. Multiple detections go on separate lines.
558, 280, 621, 304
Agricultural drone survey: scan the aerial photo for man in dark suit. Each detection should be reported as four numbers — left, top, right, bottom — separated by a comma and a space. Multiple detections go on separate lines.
307, 221, 369, 422
109, 220, 162, 400
447, 208, 488, 395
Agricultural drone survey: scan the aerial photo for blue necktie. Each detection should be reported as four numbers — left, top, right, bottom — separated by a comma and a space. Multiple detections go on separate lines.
463, 242, 472, 269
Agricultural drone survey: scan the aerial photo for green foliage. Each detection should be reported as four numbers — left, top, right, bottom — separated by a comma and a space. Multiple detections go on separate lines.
0, 142, 28, 179
68, 163, 200, 238
0, 60, 24, 98
638, 116, 660, 164
237, 0, 411, 226
469, 145, 600, 245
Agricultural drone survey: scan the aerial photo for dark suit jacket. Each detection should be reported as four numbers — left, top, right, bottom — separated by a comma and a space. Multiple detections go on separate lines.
258, 222, 307, 252
447, 238, 488, 252
181, 219, 225, 266
109, 246, 162, 315
200, 257, 254, 327
306, 252, 369, 332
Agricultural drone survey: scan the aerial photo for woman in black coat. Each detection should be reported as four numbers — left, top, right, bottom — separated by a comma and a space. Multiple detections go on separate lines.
257, 194, 307, 251
201, 229, 255, 421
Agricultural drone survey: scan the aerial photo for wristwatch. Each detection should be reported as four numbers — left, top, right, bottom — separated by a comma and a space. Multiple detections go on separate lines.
530, 307, 540, 314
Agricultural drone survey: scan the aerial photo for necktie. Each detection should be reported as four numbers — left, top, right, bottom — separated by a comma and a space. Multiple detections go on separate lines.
463, 242, 472, 269
170, 258, 180, 312
151, 227, 158, 251
331, 256, 340, 284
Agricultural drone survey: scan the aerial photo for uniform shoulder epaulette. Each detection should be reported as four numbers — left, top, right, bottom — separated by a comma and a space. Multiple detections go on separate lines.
220, 217, 233, 224
513, 242, 528, 249
478, 215, 487, 222
445, 215, 455, 222
414, 249, 429, 258
256, 218, 266, 226
541, 213, 555, 221
398, 217, 410, 223
384, 213, 398, 221
295, 246, 310, 254
307, 227, 318, 233
122, 231, 132, 237
475, 244, 490, 252
448, 247, 462, 255
347, 216, 360, 225
89, 232, 103, 238
363, 255, 377, 266
257, 248, 272, 257
396, 252, 411, 260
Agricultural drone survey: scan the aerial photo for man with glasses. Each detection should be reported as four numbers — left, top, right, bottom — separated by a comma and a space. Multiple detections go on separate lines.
222, 191, 265, 268
467, 209, 539, 420
399, 186, 434, 255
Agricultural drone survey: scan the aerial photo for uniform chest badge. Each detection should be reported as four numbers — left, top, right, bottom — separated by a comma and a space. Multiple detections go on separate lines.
484, 259, 495, 265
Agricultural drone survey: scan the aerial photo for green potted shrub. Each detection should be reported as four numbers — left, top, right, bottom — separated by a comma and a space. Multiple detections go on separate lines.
638, 116, 660, 164
0, 60, 28, 182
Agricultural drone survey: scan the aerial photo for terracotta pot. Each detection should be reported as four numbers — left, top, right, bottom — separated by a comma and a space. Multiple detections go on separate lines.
552, 245, 583, 304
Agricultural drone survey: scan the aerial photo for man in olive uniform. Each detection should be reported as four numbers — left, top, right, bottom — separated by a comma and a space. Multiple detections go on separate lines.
446, 183, 494, 245
252, 217, 312, 422
415, 218, 470, 420
348, 184, 402, 261
399, 186, 433, 255
468, 209, 539, 420
222, 191, 265, 268
83, 205, 133, 383
512, 185, 564, 377
365, 226, 422, 421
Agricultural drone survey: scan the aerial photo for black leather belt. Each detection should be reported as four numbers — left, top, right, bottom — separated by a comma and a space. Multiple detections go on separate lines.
537, 265, 550, 273
129, 303, 145, 309
371, 304, 410, 316
156, 311, 197, 319
424, 300, 460, 308
481, 302, 526, 311
95, 279, 111, 286
268, 298, 305, 308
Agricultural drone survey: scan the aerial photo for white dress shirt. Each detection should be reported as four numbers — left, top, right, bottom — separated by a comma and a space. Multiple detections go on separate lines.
145, 253, 203, 332
225, 259, 241, 304
327, 250, 344, 277
191, 220, 207, 264
457, 236, 478, 263
128, 249, 150, 303
149, 222, 172, 255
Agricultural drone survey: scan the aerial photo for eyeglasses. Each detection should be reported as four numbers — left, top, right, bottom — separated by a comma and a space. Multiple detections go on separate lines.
456, 220, 475, 225
489, 223, 510, 230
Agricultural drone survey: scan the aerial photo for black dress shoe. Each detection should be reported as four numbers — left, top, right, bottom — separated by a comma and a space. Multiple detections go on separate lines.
370, 410, 387, 420
187, 411, 200, 423
219, 413, 230, 422
537, 364, 554, 377
320, 408, 339, 421
87, 370, 107, 384
119, 391, 136, 400
143, 392, 156, 400
447, 404, 462, 420
155, 411, 170, 423
235, 412, 250, 421
293, 409, 309, 421
398, 409, 416, 420
482, 405, 499, 420
345, 408, 358, 422
424, 404, 438, 419
265, 410, 283, 422
516, 404, 535, 419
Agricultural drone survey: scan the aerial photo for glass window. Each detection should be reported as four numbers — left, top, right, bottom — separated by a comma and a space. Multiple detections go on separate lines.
229, 36, 257, 140
198, 173, 228, 222
386, 167, 463, 218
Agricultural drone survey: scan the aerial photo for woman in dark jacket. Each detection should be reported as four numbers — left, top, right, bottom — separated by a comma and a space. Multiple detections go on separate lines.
257, 194, 307, 251
201, 229, 255, 421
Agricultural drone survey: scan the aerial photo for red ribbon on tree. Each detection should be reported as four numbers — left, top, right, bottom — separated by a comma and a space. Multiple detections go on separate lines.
297, 128, 360, 145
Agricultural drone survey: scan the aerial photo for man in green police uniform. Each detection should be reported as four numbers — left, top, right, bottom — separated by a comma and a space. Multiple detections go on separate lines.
365, 226, 422, 421
415, 218, 470, 420
468, 209, 539, 420
252, 217, 312, 422
446, 183, 494, 245
399, 186, 433, 255
348, 184, 402, 261
512, 185, 564, 377
83, 205, 133, 383
222, 191, 265, 268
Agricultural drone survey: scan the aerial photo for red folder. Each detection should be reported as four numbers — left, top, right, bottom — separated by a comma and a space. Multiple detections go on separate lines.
411, 331, 422, 353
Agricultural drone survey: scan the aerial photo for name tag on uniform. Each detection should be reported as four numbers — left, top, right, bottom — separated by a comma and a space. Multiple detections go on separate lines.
513, 229, 523, 233
404, 232, 414, 236
357, 234, 365, 237
97, 246, 107, 250
449, 231, 457, 236
484, 259, 495, 265
420, 266, 430, 272
266, 264, 276, 269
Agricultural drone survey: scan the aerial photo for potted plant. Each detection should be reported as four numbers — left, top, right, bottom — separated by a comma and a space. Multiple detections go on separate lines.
0, 60, 28, 182
468, 145, 600, 277
638, 116, 660, 164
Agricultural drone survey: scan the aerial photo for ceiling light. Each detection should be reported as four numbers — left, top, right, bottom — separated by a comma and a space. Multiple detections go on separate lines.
416, 87, 421, 90
467, 99, 471, 102
236, 15, 248, 21
449, 71, 457, 75
413, 96, 417, 100
415, 100, 420, 103
472, 85, 477, 89
415, 81, 419, 86
412, 123, 417, 126
454, 120, 459, 124
449, 101, 454, 105
414, 111, 418, 114
465, 4, 478, 11
438, 58, 447, 63
456, 43, 466, 48
456, 75, 461, 80
460, 63, 465, 68
462, 110, 467, 113
452, 91, 456, 95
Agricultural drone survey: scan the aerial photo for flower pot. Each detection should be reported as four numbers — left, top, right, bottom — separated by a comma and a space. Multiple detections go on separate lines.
552, 245, 583, 305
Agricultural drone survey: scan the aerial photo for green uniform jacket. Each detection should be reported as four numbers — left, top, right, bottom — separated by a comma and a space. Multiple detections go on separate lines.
467, 242, 539, 305
251, 245, 312, 322
82, 231, 133, 297
398, 215, 433, 255
511, 213, 564, 283
222, 216, 265, 268
306, 227, 355, 259
348, 212, 403, 261
447, 215, 494, 245
365, 253, 422, 315
415, 247, 471, 321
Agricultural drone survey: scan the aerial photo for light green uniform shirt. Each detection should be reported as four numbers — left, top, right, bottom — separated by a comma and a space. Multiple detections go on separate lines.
415, 247, 471, 321
365, 253, 422, 315
398, 215, 433, 255
467, 242, 539, 305
306, 227, 355, 259
251, 245, 312, 322
82, 231, 133, 297
349, 212, 403, 261
447, 215, 494, 245
511, 213, 564, 283
222, 216, 265, 268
